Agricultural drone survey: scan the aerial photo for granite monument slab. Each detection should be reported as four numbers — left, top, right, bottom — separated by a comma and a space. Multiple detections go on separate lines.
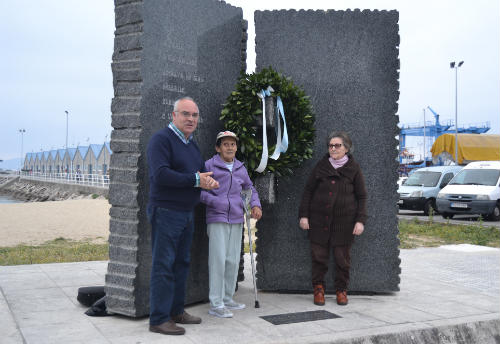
106, 0, 246, 317
254, 9, 401, 293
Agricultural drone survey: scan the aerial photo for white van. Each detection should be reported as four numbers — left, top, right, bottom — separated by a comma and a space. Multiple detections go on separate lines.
436, 161, 500, 221
398, 165, 463, 215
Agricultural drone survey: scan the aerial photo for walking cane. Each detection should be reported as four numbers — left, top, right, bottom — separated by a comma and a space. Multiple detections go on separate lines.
241, 189, 260, 308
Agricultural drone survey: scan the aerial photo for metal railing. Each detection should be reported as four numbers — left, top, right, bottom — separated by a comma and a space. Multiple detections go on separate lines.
20, 171, 109, 188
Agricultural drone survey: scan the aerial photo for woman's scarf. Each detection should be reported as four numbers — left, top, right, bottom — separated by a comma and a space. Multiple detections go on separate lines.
329, 155, 349, 169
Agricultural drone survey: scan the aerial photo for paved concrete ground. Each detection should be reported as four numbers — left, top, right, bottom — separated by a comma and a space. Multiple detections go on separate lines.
1, 246, 499, 344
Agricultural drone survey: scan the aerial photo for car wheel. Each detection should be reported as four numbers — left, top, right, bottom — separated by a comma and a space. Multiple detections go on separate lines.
441, 212, 454, 219
487, 204, 500, 221
423, 199, 436, 216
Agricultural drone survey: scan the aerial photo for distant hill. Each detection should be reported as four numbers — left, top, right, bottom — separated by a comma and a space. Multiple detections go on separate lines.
0, 158, 21, 171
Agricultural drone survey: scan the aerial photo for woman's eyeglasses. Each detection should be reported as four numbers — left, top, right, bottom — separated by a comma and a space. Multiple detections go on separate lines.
329, 143, 343, 149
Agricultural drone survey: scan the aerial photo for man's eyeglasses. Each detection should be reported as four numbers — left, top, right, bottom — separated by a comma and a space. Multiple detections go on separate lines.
329, 143, 343, 149
175, 111, 200, 119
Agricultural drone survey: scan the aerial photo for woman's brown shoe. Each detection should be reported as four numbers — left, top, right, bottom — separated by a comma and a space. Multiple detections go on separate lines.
336, 290, 348, 305
313, 285, 325, 306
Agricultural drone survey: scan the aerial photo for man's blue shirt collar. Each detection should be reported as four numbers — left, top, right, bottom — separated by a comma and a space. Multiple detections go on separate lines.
168, 122, 193, 145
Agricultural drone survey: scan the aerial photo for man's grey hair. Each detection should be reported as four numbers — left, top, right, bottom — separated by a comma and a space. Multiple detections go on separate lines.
327, 131, 353, 153
173, 97, 196, 112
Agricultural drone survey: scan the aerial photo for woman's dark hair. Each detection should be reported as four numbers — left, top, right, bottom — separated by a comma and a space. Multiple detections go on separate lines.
327, 131, 353, 153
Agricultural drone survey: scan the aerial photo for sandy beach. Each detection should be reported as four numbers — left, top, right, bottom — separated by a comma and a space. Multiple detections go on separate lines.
0, 199, 110, 247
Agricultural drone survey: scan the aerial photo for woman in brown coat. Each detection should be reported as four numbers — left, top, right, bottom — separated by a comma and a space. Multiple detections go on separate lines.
299, 131, 367, 306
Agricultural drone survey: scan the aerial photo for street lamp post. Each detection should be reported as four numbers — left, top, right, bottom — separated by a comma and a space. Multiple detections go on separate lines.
450, 61, 464, 165
64, 110, 69, 149
422, 108, 426, 163
19, 129, 26, 172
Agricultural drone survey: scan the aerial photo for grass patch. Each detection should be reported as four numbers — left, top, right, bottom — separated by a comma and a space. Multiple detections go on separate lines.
399, 218, 500, 249
91, 194, 99, 199
0, 238, 108, 266
244, 219, 500, 251
2, 221, 497, 265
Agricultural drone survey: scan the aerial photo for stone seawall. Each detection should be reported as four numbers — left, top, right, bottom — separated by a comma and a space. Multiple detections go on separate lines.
0, 178, 108, 202
0, 175, 19, 189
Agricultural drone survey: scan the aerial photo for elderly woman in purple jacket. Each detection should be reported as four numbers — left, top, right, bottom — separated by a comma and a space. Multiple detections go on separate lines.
200, 131, 262, 318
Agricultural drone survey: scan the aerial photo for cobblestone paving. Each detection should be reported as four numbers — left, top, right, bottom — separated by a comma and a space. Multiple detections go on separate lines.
400, 246, 500, 296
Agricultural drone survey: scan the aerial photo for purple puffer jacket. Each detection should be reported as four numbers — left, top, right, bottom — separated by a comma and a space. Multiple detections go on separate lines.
200, 154, 261, 224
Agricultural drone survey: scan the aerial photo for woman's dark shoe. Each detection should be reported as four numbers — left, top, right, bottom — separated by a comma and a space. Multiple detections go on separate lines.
149, 320, 185, 335
336, 290, 348, 305
313, 285, 325, 306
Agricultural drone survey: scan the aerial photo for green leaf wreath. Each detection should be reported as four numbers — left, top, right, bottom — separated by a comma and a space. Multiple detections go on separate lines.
220, 67, 315, 179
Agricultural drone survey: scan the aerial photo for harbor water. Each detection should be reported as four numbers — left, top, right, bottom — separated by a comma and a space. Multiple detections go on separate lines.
0, 195, 22, 204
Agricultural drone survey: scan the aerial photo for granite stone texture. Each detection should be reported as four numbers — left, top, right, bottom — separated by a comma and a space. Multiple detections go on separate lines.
254, 9, 401, 293
106, 0, 246, 317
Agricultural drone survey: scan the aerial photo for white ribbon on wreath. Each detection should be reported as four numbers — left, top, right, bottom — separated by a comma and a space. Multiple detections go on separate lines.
255, 86, 289, 173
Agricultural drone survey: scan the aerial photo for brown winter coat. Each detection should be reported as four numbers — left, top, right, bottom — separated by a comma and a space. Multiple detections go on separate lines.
299, 154, 368, 246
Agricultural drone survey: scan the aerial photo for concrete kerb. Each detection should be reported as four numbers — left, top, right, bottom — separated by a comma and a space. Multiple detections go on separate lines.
278, 316, 500, 344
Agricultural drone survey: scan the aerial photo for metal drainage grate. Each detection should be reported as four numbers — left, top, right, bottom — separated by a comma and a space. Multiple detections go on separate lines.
260, 310, 341, 325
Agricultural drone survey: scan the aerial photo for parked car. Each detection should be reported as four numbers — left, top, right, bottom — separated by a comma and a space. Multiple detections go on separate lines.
397, 176, 408, 187
436, 161, 500, 221
398, 165, 463, 215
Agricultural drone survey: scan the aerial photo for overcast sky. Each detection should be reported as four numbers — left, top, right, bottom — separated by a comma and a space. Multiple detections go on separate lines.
1, 0, 498, 165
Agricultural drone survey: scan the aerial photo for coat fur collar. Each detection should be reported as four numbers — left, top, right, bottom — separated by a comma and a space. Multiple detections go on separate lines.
314, 153, 359, 181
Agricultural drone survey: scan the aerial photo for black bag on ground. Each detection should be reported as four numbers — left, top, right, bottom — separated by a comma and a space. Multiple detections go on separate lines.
85, 296, 111, 317
77, 286, 105, 307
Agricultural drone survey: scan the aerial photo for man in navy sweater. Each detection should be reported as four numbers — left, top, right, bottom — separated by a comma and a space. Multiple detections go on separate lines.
147, 97, 219, 336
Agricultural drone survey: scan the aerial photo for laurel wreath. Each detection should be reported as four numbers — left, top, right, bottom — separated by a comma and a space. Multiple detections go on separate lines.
220, 67, 315, 179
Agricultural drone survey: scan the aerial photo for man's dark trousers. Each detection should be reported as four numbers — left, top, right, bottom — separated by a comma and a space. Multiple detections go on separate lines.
148, 206, 194, 326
